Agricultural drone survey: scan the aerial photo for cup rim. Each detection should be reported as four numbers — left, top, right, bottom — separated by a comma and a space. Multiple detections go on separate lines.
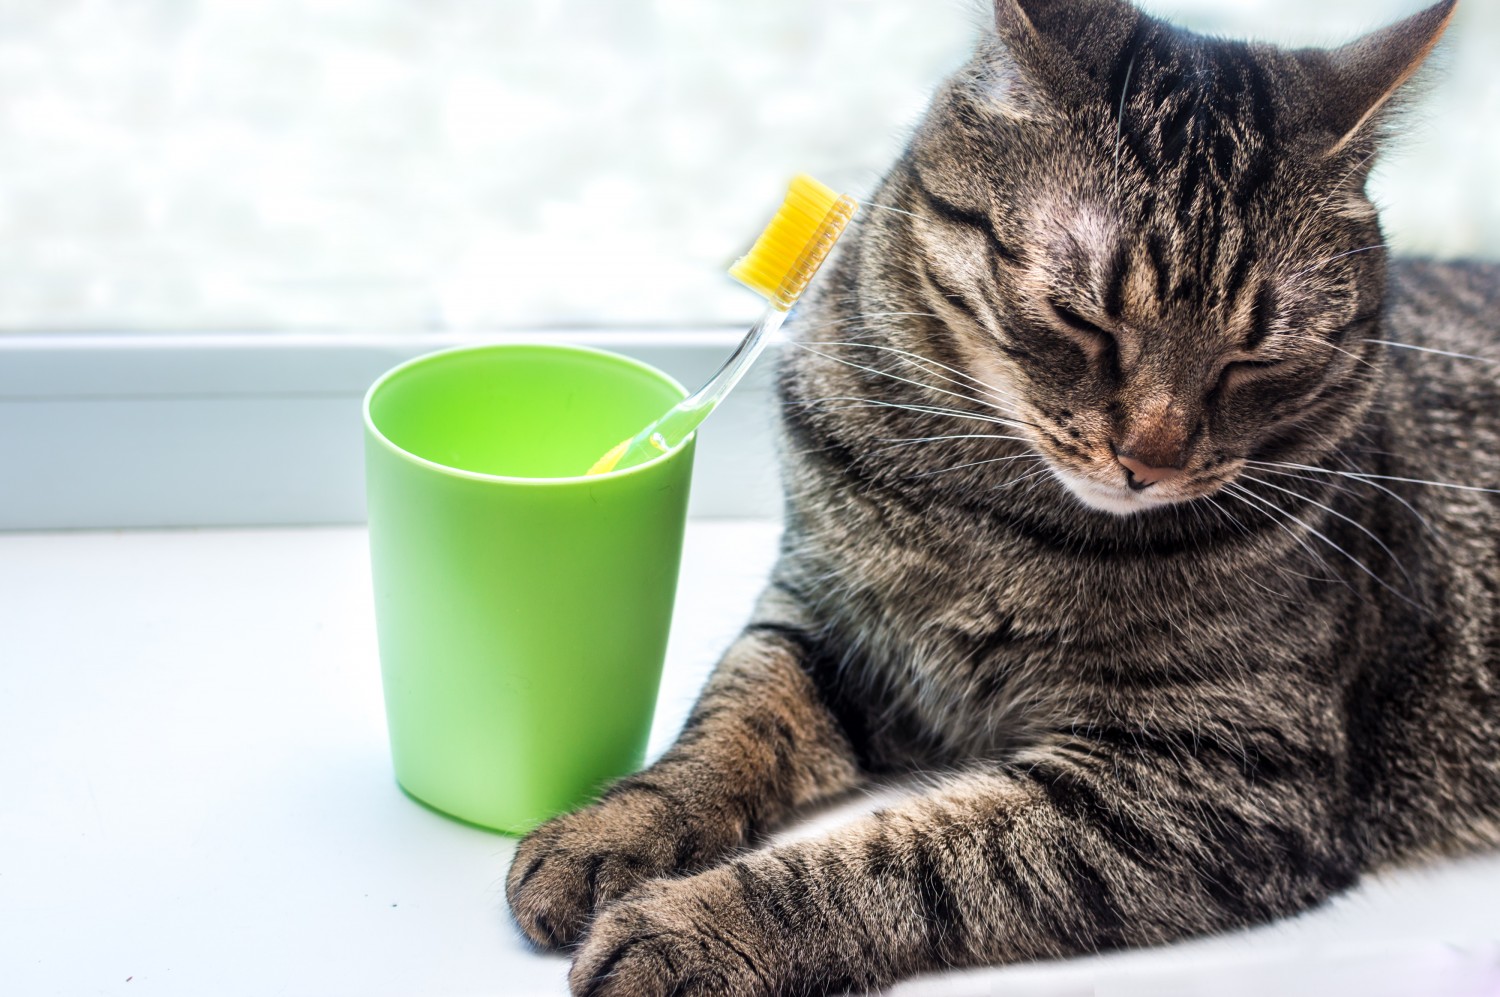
362, 341, 695, 486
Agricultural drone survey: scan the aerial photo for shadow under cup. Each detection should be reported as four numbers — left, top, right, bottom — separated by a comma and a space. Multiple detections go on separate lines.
363, 343, 695, 834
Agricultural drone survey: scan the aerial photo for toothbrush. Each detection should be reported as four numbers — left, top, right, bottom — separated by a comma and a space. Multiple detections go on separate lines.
586, 174, 859, 475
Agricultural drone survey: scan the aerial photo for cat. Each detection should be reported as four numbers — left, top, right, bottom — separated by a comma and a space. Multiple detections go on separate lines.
507, 1, 1500, 994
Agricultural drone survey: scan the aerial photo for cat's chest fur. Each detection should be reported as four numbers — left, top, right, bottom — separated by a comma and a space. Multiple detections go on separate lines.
783, 482, 1329, 764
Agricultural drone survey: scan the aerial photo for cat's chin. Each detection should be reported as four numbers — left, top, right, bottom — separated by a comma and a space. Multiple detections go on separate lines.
1047, 467, 1175, 517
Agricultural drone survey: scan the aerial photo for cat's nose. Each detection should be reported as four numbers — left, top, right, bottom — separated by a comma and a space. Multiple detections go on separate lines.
1115, 454, 1183, 491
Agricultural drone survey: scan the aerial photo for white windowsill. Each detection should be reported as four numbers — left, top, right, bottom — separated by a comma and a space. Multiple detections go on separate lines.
4, 522, 1499, 996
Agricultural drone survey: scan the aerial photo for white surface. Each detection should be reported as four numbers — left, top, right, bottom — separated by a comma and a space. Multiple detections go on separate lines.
2, 522, 1499, 996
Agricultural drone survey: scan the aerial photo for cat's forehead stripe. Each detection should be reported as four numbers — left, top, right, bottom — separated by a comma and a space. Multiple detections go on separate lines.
1102, 244, 1129, 322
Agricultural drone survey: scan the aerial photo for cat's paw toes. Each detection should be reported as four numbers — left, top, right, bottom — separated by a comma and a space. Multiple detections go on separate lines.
506, 808, 674, 950
568, 876, 768, 997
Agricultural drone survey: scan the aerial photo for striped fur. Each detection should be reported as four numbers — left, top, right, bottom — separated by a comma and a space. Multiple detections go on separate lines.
507, 2, 1499, 994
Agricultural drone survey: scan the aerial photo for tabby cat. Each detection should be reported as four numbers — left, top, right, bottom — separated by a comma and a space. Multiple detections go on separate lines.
507, 1, 1500, 993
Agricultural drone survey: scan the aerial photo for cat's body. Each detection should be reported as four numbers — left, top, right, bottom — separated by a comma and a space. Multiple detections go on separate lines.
507, 3, 1499, 994
774, 250, 1500, 870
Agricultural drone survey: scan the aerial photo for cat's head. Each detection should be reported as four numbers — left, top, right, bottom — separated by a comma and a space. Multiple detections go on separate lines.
881, 0, 1455, 515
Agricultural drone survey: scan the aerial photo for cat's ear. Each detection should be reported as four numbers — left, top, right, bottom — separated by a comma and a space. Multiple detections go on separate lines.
990, 0, 1144, 101
1296, 0, 1457, 157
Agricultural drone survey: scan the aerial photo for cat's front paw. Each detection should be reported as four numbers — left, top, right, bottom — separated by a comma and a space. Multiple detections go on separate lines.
567, 872, 771, 997
506, 793, 690, 950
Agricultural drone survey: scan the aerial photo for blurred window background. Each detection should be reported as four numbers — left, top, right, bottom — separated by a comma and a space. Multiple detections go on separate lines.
1, 0, 1495, 334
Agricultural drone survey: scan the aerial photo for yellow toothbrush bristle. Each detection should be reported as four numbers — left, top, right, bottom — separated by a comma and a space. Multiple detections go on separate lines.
729, 174, 858, 311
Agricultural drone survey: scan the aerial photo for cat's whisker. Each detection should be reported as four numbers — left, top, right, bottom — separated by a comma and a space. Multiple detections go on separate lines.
878, 433, 1030, 443
1200, 495, 1256, 541
884, 340, 1029, 412
1219, 486, 1353, 589
991, 464, 1052, 492
805, 337, 1017, 396
910, 453, 1045, 479
875, 433, 1034, 454
1112, 45, 1139, 184
1289, 146, 1380, 251
1257, 460, 1500, 496
805, 338, 1016, 397
1362, 339, 1500, 366
794, 345, 1037, 429
802, 395, 1034, 431
1269, 335, 1379, 371
862, 200, 921, 219
795, 344, 1005, 411
1244, 461, 1441, 539
905, 259, 1013, 345
803, 339, 1024, 407
1239, 473, 1419, 592
1225, 482, 1424, 613
1289, 243, 1387, 280
1239, 462, 1362, 499
798, 310, 945, 331
1309, 430, 1383, 474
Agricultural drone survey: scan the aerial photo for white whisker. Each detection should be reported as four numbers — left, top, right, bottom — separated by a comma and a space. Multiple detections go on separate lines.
863, 200, 920, 219
1220, 487, 1351, 587
911, 453, 1045, 479
1269, 335, 1379, 372
1226, 482, 1422, 612
1245, 460, 1440, 539
804, 395, 1031, 430
1113, 46, 1139, 182
992, 464, 1052, 492
1240, 473, 1417, 592
877, 433, 1033, 450
1260, 460, 1500, 496
803, 339, 1024, 406
799, 310, 943, 331
1289, 147, 1380, 252
1200, 494, 1308, 602
1363, 339, 1500, 366
793, 343, 1022, 419
1290, 243, 1387, 280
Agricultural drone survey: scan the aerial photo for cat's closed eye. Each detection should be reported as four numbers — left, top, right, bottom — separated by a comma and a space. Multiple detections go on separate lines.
1214, 356, 1297, 393
1048, 300, 1116, 350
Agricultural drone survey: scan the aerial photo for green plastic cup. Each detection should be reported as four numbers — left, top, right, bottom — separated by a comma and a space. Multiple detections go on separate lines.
363, 343, 694, 834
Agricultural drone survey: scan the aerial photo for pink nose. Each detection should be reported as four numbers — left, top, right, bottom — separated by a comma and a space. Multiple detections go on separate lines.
1116, 454, 1183, 490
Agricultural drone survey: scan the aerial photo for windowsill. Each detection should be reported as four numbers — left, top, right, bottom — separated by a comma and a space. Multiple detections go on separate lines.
2, 520, 780, 996
5, 522, 1500, 995
0, 330, 783, 529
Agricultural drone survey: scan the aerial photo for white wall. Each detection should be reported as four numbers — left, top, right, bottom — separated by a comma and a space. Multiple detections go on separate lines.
0, 0, 1492, 335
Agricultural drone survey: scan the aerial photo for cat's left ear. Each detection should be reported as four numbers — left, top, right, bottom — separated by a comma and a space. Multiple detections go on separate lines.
1295, 0, 1457, 157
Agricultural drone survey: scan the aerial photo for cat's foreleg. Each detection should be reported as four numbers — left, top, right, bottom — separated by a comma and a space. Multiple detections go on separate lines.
568, 742, 1356, 997
506, 609, 865, 950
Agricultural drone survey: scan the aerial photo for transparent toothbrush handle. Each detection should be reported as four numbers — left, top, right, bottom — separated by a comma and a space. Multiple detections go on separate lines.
616, 303, 787, 462
661, 304, 787, 442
